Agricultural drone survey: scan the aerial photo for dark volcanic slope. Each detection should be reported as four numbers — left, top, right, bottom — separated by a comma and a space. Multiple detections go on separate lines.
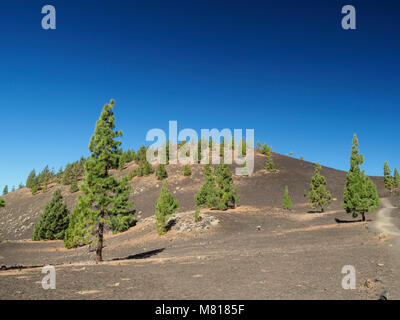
0, 152, 385, 241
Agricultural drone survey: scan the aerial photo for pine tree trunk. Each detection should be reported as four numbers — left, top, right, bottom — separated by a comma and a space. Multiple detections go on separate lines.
361, 212, 365, 222
96, 221, 104, 262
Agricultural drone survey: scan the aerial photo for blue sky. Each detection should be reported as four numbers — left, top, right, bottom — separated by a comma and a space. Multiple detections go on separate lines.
1, 0, 399, 191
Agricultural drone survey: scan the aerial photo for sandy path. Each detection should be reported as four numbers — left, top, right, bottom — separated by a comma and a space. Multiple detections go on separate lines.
375, 198, 400, 236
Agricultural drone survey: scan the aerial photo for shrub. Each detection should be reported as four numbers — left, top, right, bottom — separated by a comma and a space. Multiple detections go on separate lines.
283, 186, 293, 210
156, 164, 168, 180
184, 164, 191, 176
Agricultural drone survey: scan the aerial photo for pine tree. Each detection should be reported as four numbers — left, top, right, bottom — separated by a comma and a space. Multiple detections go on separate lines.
384, 161, 394, 194
26, 169, 36, 189
195, 165, 220, 209
215, 164, 240, 210
64, 99, 134, 262
264, 155, 276, 172
308, 163, 332, 212
0, 198, 5, 208
2, 185, 8, 196
343, 134, 380, 221
184, 164, 191, 176
156, 164, 168, 180
143, 160, 154, 176
32, 189, 70, 240
220, 137, 225, 157
283, 186, 293, 210
394, 168, 400, 191
256, 141, 262, 150
155, 181, 179, 235
242, 161, 249, 176
260, 144, 272, 156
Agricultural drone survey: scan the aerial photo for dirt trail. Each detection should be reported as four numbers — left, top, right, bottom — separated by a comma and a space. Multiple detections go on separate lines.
375, 198, 400, 236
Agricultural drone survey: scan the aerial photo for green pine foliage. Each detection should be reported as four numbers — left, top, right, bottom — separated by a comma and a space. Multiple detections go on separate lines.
283, 186, 293, 210
69, 178, 79, 193
195, 164, 239, 210
343, 134, 380, 221
26, 166, 56, 194
2, 185, 8, 195
215, 164, 240, 210
384, 161, 394, 194
63, 99, 134, 262
260, 143, 272, 156
0, 198, 5, 208
264, 155, 276, 172
394, 168, 400, 192
220, 137, 225, 157
32, 189, 70, 240
308, 163, 332, 212
194, 207, 201, 222
156, 164, 168, 180
26, 169, 36, 189
118, 148, 136, 170
184, 164, 191, 176
242, 161, 249, 176
194, 165, 220, 208
155, 181, 179, 235
62, 159, 85, 185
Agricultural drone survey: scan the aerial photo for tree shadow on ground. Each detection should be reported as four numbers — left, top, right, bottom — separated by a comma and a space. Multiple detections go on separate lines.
111, 248, 165, 261
334, 218, 365, 223
307, 210, 323, 214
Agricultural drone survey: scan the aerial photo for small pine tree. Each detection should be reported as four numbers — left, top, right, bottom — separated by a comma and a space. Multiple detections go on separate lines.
343, 134, 379, 221
0, 198, 5, 208
215, 164, 240, 210
308, 163, 332, 212
242, 161, 249, 176
155, 181, 179, 235
194, 207, 201, 222
264, 155, 276, 172
195, 166, 220, 209
156, 164, 168, 180
384, 161, 394, 194
143, 161, 154, 176
32, 189, 70, 240
283, 186, 293, 210
184, 164, 191, 176
26, 169, 36, 189
2, 185, 8, 195
256, 141, 262, 149
394, 168, 400, 191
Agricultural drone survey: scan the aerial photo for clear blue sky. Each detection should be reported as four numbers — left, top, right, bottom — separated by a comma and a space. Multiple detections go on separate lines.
1, 0, 399, 191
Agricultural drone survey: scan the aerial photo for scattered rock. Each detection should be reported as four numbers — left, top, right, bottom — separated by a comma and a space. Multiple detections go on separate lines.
364, 279, 373, 288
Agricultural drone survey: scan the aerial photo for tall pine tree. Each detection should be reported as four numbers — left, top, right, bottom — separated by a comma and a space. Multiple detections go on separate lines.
343, 134, 380, 221
64, 99, 134, 262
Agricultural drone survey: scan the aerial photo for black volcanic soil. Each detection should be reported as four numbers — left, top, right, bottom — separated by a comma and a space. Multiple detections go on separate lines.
0, 152, 398, 300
